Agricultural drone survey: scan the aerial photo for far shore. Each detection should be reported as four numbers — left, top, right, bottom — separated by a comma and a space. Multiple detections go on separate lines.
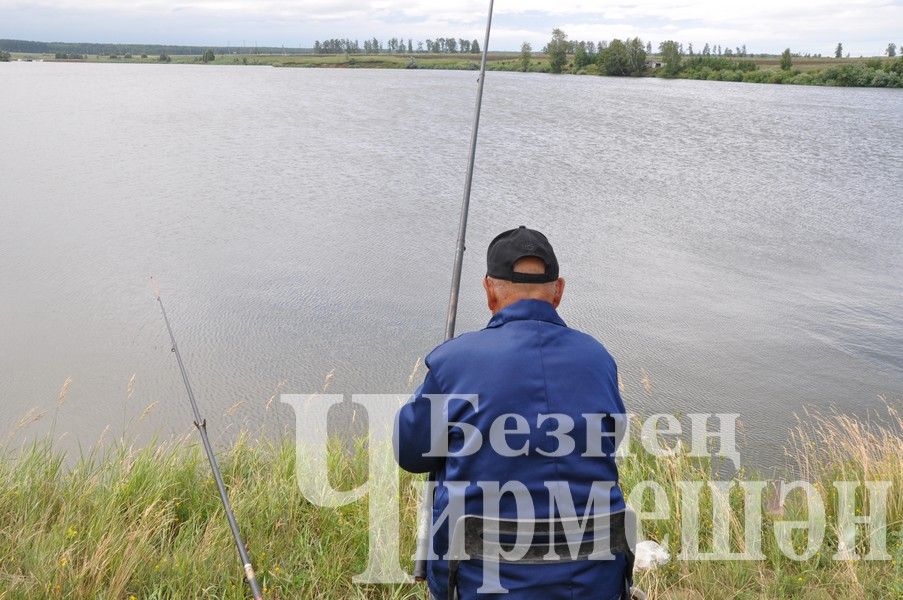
7, 51, 903, 89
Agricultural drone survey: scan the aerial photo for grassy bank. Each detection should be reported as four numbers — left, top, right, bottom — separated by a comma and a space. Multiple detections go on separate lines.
1, 405, 900, 599
8, 51, 903, 88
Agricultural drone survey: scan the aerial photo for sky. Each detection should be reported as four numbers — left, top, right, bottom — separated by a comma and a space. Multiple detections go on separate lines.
1, 0, 901, 55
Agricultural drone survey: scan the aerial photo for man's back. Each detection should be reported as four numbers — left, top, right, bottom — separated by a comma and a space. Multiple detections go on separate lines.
396, 299, 627, 599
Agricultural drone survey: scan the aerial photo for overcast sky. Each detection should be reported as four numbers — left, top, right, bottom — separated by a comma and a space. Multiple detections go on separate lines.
1, 0, 900, 55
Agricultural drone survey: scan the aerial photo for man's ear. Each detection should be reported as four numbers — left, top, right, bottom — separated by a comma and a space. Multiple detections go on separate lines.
552, 277, 565, 309
483, 276, 497, 313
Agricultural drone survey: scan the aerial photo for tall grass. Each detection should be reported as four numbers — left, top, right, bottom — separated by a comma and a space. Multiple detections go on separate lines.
621, 404, 902, 598
0, 404, 899, 598
0, 434, 421, 599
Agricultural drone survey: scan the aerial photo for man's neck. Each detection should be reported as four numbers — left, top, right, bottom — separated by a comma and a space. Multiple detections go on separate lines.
492, 297, 554, 315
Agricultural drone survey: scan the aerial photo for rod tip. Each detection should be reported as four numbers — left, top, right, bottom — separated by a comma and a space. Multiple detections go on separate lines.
148, 276, 161, 300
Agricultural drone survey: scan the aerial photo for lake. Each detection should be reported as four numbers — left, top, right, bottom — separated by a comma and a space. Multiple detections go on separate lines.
1, 62, 901, 469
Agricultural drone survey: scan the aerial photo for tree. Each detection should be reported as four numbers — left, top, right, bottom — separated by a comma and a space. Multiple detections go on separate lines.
202, 49, 215, 63
659, 40, 681, 76
573, 41, 591, 70
702, 43, 711, 56
548, 28, 569, 74
0, 50, 10, 62
471, 39, 480, 54
626, 37, 647, 74
835, 43, 843, 59
646, 41, 652, 54
158, 52, 171, 63
599, 39, 629, 75
780, 48, 792, 70
688, 42, 694, 55
887, 43, 897, 57
519, 42, 532, 72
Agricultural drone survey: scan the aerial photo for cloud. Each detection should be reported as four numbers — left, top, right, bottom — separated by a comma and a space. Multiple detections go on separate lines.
0, 0, 900, 54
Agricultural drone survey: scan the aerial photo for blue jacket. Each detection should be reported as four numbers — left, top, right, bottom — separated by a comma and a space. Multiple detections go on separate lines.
395, 300, 627, 599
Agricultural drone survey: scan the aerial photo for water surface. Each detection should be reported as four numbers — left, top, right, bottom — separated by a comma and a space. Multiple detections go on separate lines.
1, 63, 901, 468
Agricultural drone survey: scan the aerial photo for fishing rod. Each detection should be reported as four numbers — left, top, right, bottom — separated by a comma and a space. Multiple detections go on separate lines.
444, 0, 496, 341
151, 278, 264, 600
413, 0, 496, 582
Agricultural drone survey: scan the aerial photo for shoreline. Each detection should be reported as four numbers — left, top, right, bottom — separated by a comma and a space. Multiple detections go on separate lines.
6, 51, 903, 88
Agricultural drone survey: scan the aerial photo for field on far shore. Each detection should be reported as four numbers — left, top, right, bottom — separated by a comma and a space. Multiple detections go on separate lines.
746, 56, 867, 72
8, 51, 885, 74
7, 51, 512, 70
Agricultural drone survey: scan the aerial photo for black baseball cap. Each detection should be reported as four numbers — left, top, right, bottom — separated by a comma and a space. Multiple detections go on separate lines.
486, 226, 559, 284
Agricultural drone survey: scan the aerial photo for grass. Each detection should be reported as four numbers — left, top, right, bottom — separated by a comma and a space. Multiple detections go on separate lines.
745, 57, 856, 73
0, 397, 900, 598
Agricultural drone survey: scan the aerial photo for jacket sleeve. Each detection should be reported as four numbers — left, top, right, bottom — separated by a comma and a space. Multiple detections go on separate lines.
393, 366, 447, 474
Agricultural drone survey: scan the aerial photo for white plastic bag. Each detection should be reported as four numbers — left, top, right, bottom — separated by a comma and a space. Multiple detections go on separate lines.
634, 540, 670, 570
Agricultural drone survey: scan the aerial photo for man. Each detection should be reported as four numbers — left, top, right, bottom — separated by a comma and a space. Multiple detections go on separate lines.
395, 226, 629, 599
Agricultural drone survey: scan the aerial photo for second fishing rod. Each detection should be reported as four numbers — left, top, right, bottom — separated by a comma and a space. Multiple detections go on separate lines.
152, 279, 264, 600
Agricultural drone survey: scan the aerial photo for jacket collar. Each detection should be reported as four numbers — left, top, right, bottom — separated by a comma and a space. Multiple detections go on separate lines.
486, 299, 567, 329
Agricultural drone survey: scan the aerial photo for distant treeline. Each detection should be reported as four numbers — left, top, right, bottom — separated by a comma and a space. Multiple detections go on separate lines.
313, 37, 481, 54
0, 39, 311, 56
527, 29, 903, 87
